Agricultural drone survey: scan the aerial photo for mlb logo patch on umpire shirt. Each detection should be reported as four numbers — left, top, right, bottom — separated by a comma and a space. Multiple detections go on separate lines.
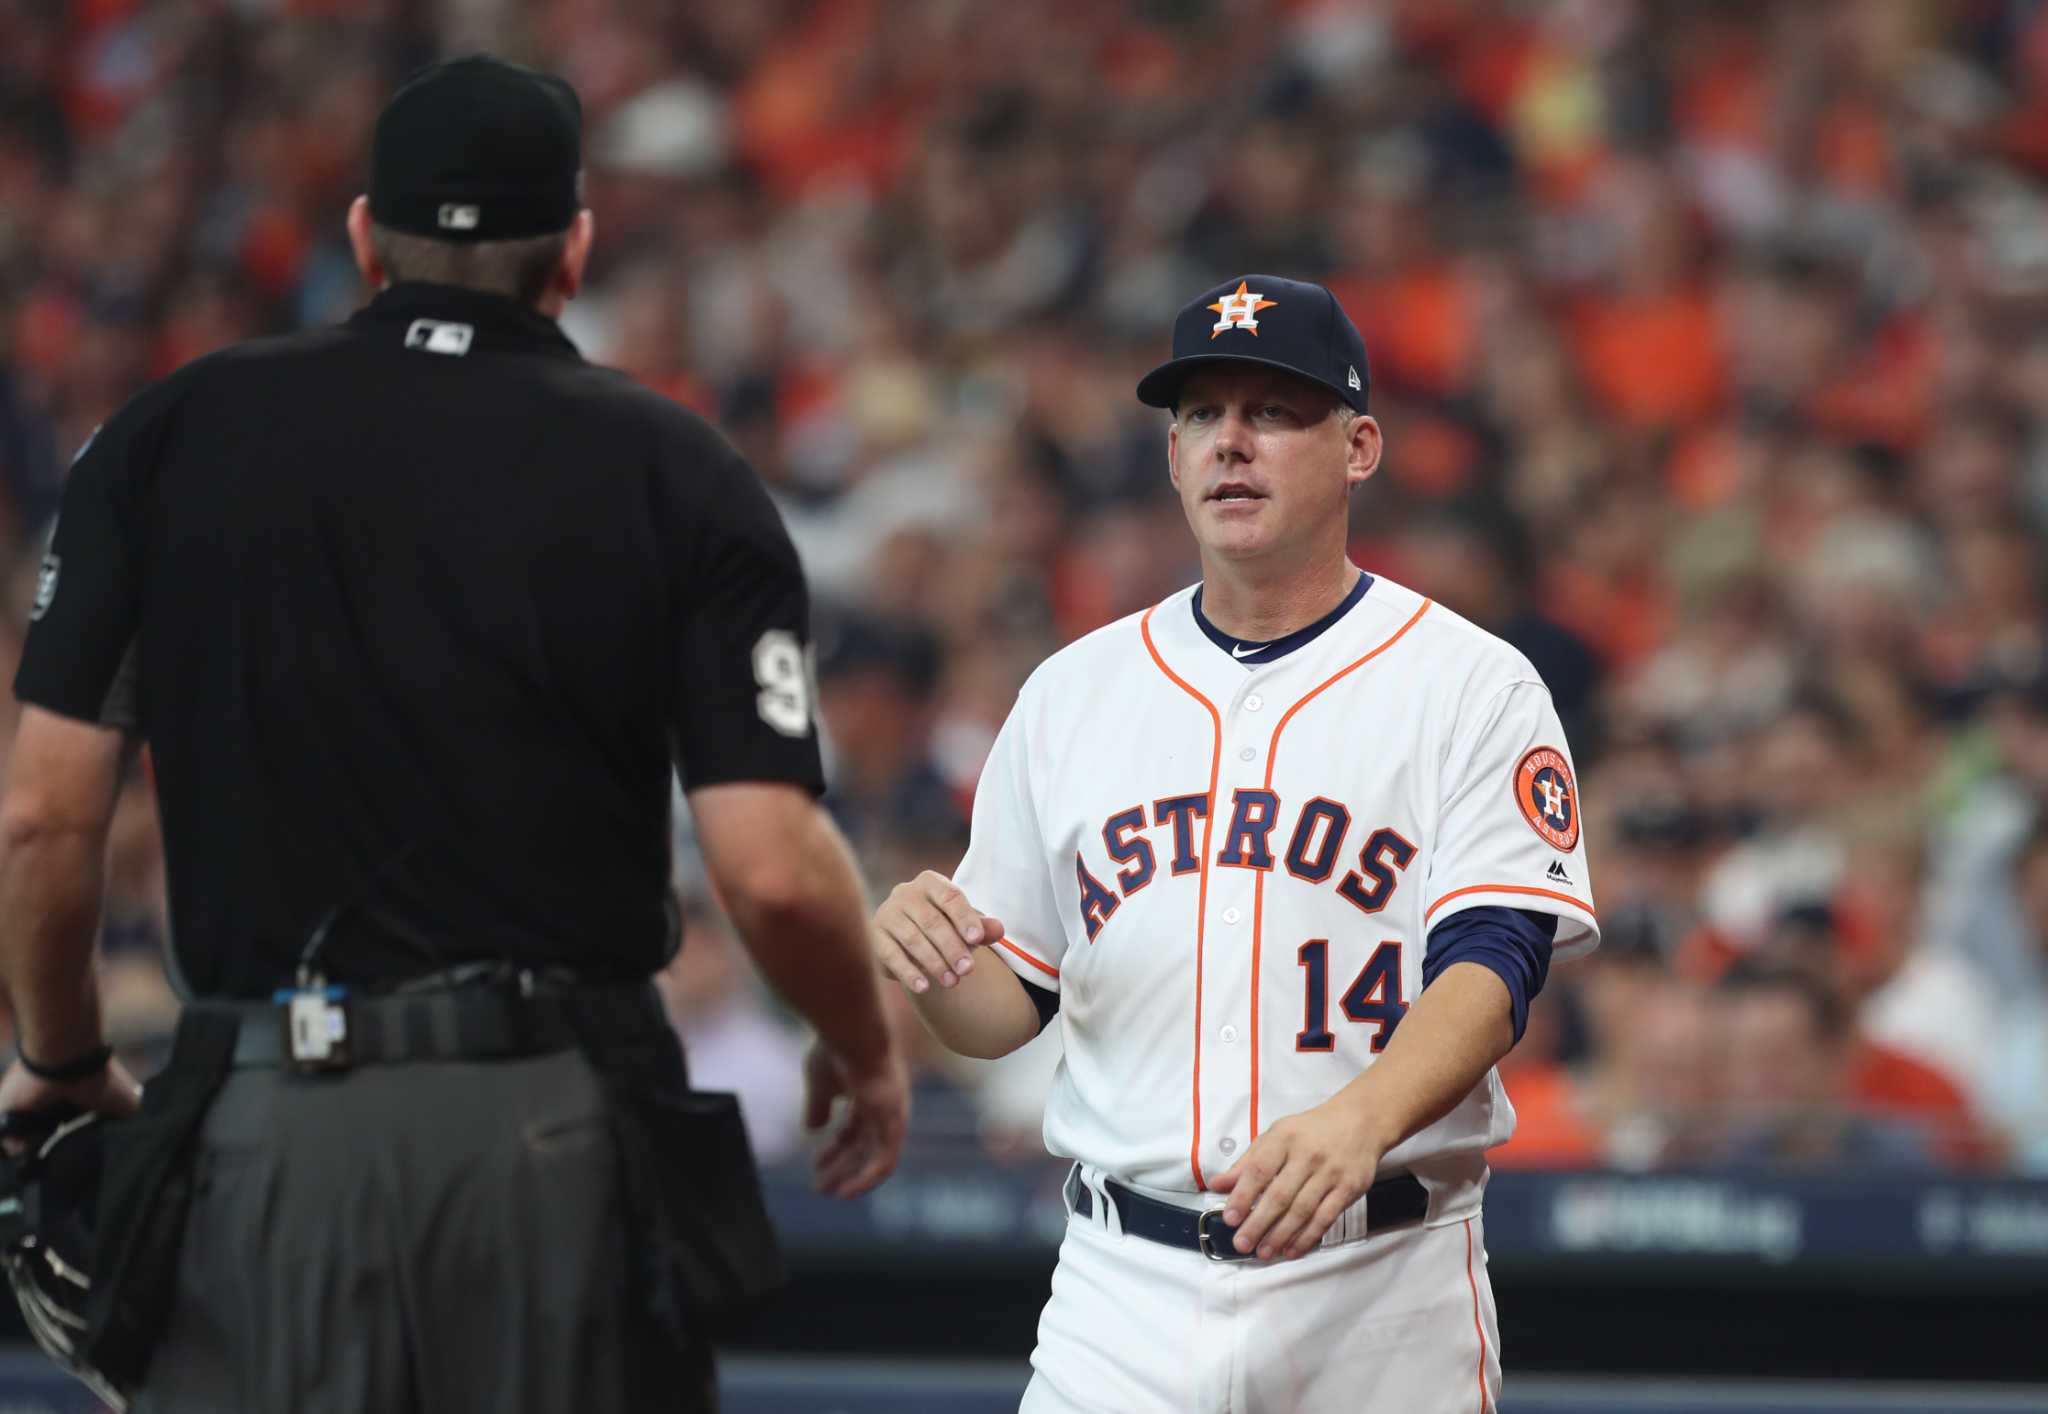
404, 320, 475, 357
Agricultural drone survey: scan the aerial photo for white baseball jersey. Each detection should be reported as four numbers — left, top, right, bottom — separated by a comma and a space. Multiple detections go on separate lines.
952, 573, 1599, 1218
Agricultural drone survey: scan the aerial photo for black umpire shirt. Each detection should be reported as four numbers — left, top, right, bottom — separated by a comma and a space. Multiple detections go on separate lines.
14, 283, 826, 998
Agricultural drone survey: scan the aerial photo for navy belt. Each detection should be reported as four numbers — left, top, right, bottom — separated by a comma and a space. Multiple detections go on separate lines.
194, 978, 661, 1069
1070, 1167, 1428, 1260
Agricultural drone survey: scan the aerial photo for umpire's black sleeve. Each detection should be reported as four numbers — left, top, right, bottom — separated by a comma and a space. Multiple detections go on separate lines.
659, 429, 827, 796
13, 385, 167, 731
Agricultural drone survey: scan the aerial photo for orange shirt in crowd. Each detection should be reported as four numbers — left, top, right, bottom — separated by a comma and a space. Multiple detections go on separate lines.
1493, 1063, 1606, 1168
1329, 265, 1480, 401
1569, 288, 1725, 431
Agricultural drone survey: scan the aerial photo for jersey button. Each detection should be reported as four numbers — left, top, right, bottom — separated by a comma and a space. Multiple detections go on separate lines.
1220, 1137, 1237, 1154
1238, 747, 1256, 762
1245, 694, 1264, 712
1220, 1024, 1238, 1043
1222, 907, 1241, 925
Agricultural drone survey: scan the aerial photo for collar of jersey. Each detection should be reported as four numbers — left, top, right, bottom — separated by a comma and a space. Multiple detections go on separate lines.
1191, 569, 1373, 667
351, 282, 583, 359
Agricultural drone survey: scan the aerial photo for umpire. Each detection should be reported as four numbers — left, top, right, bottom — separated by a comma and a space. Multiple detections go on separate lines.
0, 55, 906, 1413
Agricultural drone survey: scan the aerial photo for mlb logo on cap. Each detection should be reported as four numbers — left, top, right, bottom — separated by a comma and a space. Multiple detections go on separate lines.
1136, 274, 1371, 415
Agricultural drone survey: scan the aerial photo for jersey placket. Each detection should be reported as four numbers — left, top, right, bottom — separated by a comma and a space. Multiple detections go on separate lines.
1200, 665, 1282, 1181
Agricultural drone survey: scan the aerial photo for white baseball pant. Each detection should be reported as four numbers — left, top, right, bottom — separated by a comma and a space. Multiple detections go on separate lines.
1019, 1167, 1502, 1414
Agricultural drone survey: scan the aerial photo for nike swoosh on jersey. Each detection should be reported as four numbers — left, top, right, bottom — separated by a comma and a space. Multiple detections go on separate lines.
1230, 642, 1264, 658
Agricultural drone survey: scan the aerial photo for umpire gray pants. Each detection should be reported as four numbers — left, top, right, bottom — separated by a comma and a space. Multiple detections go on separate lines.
131, 1047, 712, 1413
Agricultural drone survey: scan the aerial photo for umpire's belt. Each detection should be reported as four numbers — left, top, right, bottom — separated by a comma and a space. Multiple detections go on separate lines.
195, 981, 653, 1068
1069, 1166, 1428, 1261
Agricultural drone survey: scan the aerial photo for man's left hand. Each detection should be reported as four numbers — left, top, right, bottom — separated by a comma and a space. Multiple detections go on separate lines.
1208, 1095, 1392, 1260
0, 1055, 142, 1133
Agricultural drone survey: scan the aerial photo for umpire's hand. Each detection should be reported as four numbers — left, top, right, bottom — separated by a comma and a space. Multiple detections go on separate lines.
0, 1054, 142, 1140
801, 1041, 907, 1199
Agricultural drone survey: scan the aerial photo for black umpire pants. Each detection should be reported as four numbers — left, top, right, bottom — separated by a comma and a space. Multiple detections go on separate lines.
130, 1048, 714, 1414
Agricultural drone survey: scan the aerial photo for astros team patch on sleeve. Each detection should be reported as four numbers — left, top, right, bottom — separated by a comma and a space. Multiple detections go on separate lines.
1514, 746, 1579, 851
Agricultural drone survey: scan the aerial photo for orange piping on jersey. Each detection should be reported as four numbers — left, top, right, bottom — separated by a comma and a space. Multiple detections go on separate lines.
1464, 1217, 1490, 1412
1142, 603, 1223, 1191
1423, 883, 1596, 927
997, 937, 1059, 978
1249, 596, 1433, 1137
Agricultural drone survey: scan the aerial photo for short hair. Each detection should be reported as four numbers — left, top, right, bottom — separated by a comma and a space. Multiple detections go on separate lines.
369, 222, 569, 303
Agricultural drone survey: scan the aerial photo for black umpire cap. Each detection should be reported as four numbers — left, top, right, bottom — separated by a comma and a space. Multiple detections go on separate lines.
370, 55, 583, 243
1136, 274, 1371, 415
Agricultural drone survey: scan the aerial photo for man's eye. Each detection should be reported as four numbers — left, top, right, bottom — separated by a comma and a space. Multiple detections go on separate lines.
1260, 405, 1289, 420
1186, 407, 1215, 423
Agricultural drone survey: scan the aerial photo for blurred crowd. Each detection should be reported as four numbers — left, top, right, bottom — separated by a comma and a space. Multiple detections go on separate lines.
5, 0, 2048, 1174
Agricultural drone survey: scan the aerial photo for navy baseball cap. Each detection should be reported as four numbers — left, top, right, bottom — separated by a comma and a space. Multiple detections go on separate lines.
1136, 274, 1370, 415
370, 55, 582, 243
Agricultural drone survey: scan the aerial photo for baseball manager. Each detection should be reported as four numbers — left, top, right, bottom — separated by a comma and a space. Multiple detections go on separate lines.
873, 275, 1601, 1412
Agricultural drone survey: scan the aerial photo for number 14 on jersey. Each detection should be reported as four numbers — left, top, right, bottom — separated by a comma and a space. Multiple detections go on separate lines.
1295, 939, 1407, 1053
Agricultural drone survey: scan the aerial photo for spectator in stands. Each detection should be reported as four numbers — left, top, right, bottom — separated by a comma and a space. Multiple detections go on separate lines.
1841, 825, 2003, 1117
1565, 905, 1717, 1171
813, 611, 965, 863
1932, 664, 2048, 998
1756, 898, 1983, 1164
1707, 957, 1936, 1169
1698, 695, 1866, 951
1985, 820, 2048, 1171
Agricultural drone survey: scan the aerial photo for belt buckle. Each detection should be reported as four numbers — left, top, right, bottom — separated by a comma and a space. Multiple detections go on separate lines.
1197, 1209, 1236, 1261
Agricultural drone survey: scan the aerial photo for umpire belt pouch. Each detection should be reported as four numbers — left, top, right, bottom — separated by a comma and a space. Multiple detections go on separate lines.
80, 1008, 239, 1392
563, 989, 783, 1345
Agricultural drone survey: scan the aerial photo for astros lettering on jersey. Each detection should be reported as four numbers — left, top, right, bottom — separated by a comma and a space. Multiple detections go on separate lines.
952, 574, 1599, 1213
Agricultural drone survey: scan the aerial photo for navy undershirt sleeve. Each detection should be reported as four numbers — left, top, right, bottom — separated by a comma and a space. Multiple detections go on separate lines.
1421, 906, 1557, 1043
1024, 975, 1060, 1032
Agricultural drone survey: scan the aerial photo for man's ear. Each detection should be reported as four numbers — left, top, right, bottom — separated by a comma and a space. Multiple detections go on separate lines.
554, 209, 596, 301
346, 196, 385, 290
1168, 420, 1181, 491
1346, 414, 1383, 490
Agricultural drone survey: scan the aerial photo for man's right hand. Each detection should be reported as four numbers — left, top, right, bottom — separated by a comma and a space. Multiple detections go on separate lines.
873, 870, 1006, 994
801, 1040, 908, 1198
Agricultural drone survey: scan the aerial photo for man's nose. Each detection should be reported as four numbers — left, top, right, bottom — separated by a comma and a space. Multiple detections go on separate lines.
1212, 408, 1254, 462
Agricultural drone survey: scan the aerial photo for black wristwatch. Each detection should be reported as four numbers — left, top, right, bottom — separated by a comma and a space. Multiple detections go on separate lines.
17, 1043, 114, 1084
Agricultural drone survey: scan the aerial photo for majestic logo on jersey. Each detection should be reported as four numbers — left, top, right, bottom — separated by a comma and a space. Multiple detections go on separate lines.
1077, 792, 1415, 939
1208, 281, 1277, 338
1515, 746, 1578, 851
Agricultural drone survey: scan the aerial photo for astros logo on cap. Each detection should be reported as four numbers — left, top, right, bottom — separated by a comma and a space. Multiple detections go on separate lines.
1514, 746, 1579, 851
1209, 280, 1277, 338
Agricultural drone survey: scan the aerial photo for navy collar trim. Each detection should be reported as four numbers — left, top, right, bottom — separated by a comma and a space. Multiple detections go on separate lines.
1192, 570, 1373, 667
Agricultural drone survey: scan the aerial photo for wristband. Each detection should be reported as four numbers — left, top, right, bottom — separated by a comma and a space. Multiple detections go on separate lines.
17, 1043, 113, 1084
